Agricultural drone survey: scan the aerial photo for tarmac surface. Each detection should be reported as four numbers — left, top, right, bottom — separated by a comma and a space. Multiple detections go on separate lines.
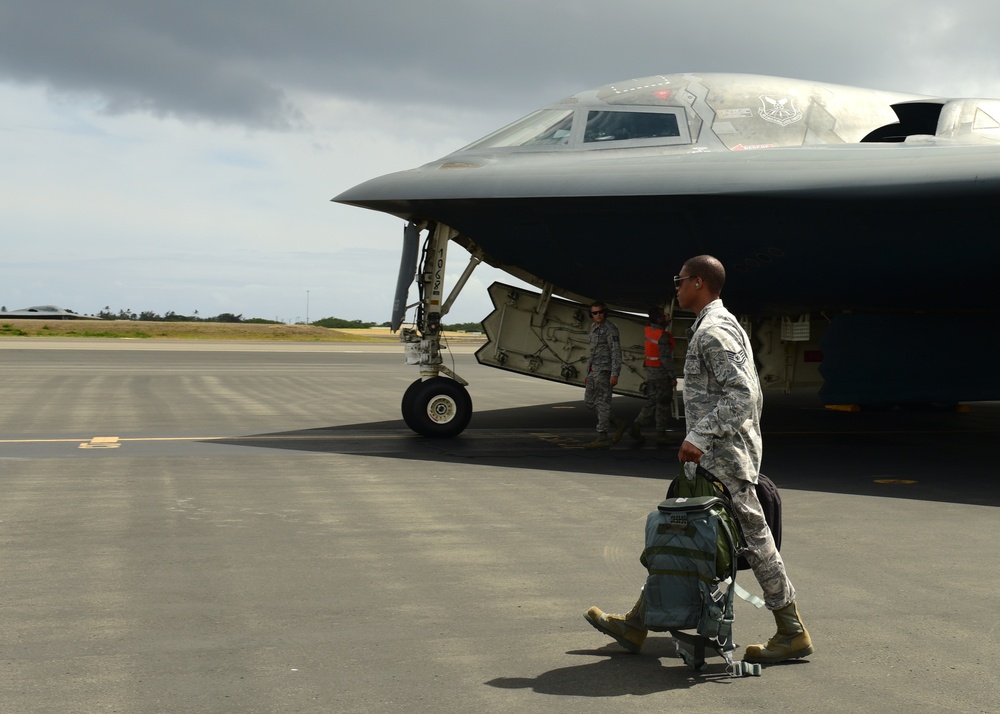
1, 338, 997, 713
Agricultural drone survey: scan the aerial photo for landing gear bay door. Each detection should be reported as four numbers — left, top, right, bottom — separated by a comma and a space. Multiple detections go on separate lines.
474, 282, 650, 397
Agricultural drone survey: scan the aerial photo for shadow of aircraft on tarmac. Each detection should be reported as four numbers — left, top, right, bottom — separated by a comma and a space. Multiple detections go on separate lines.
209, 393, 1000, 507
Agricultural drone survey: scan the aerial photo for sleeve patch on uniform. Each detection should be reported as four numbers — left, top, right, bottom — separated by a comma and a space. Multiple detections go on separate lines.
726, 349, 748, 365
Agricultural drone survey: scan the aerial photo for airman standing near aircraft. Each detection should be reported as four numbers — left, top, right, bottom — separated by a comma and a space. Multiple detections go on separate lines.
583, 301, 625, 449
585, 256, 814, 664
628, 308, 678, 444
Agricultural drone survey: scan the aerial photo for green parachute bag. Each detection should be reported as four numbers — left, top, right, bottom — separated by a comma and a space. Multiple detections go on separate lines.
640, 466, 746, 641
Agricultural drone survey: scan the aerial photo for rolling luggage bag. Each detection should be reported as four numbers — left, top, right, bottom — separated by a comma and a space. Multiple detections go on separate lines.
644, 466, 762, 676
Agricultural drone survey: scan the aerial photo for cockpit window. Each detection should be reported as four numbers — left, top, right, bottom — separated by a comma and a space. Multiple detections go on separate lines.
455, 106, 691, 153
461, 109, 575, 150
584, 110, 681, 142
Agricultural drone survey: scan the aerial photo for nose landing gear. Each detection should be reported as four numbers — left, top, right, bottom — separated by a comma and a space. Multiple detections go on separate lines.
393, 221, 479, 437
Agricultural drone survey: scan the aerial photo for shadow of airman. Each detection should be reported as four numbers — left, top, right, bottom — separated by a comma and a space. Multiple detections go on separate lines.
484, 640, 738, 697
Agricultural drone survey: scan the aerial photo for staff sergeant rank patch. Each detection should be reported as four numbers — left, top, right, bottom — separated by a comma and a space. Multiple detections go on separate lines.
726, 349, 748, 365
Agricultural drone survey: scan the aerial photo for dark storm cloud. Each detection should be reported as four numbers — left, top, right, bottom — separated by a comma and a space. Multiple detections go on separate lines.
3, 1, 1000, 128
0, 1, 308, 127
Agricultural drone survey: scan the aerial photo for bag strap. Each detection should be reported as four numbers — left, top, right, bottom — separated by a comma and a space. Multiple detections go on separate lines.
694, 464, 735, 502
693, 465, 752, 568
695, 465, 769, 609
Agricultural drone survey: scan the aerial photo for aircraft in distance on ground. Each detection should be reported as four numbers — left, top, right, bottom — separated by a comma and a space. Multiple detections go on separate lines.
0, 305, 99, 320
335, 72, 1000, 437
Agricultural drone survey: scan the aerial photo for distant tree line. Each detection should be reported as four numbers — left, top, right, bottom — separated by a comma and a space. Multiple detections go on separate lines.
440, 321, 482, 332
277, 316, 481, 331
311, 318, 483, 331
96, 308, 276, 323
310, 317, 380, 329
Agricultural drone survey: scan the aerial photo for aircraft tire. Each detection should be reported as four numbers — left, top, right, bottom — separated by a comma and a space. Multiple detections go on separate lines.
401, 378, 423, 431
403, 377, 472, 437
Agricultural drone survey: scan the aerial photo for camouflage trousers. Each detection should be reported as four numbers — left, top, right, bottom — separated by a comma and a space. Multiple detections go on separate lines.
634, 369, 674, 431
584, 369, 615, 433
717, 470, 796, 611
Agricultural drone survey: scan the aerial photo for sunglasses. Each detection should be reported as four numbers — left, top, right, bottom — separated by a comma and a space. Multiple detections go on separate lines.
673, 275, 697, 288
590, 309, 606, 316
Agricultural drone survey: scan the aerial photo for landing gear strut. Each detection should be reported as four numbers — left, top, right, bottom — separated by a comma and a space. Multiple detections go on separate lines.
394, 222, 480, 437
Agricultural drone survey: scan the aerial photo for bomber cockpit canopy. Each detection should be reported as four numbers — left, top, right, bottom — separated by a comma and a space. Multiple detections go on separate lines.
452, 72, 943, 157
461, 104, 693, 152
459, 74, 698, 152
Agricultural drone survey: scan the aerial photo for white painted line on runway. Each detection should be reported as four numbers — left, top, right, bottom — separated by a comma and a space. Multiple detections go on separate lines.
2, 436, 228, 445
2, 428, 994, 448
0, 431, 583, 449
2, 434, 422, 445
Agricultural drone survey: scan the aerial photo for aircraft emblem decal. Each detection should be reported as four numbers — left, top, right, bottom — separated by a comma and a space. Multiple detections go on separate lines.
758, 95, 803, 126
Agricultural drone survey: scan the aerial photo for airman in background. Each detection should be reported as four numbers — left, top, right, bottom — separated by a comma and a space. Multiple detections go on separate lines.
583, 301, 626, 449
628, 307, 679, 445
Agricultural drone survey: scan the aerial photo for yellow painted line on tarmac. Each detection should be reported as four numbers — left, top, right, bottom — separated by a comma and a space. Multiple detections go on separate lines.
825, 404, 971, 414
79, 436, 121, 449
764, 428, 1000, 435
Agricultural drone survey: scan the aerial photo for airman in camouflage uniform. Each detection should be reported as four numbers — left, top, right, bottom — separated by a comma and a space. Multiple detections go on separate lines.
681, 297, 794, 610
584, 301, 625, 448
584, 257, 814, 665
628, 309, 678, 443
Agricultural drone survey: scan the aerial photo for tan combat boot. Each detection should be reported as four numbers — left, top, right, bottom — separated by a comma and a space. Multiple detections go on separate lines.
610, 419, 628, 445
584, 433, 612, 449
743, 600, 815, 663
627, 422, 645, 442
584, 593, 647, 653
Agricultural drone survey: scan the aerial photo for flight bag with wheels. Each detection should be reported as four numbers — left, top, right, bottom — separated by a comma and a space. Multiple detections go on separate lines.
641, 465, 761, 676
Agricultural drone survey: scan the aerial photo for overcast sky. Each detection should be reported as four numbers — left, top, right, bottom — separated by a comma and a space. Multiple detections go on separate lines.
3, 2, 1000, 323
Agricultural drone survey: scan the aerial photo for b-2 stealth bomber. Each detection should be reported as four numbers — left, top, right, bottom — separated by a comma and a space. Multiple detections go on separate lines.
335, 72, 1000, 437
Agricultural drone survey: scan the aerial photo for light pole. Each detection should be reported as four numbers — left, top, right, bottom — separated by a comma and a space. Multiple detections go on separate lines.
306, 290, 310, 325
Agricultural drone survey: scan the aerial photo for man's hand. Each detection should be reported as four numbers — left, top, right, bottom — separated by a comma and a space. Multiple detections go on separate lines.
678, 440, 703, 463
609, 375, 618, 387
